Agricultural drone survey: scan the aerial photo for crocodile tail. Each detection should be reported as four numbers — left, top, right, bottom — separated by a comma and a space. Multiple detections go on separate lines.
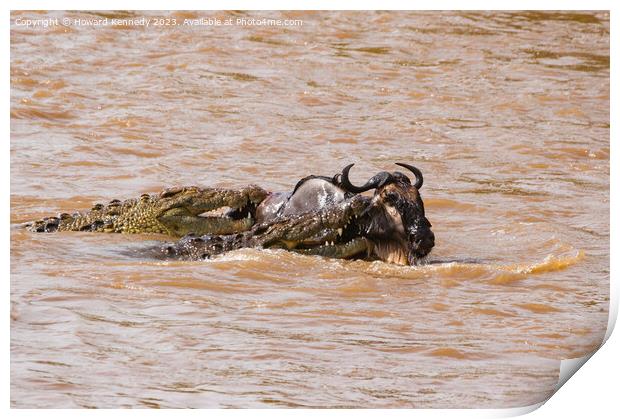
25, 214, 67, 233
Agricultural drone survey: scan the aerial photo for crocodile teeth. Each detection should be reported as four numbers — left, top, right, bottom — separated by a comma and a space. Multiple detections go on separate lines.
330, 241, 334, 246
337, 228, 343, 236
325, 241, 329, 245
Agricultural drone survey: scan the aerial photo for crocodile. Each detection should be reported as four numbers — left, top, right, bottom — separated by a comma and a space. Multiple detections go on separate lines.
25, 185, 268, 237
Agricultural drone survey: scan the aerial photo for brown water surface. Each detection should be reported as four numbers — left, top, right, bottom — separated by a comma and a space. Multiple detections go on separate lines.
10, 11, 609, 408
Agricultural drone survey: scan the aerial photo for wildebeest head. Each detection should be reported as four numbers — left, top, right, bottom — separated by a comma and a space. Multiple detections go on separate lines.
340, 163, 435, 265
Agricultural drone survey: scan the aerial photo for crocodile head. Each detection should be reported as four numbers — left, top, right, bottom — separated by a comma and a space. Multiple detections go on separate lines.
160, 193, 371, 260
144, 184, 269, 236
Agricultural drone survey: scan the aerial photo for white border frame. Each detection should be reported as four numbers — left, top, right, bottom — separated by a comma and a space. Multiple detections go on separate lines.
5, 1, 617, 417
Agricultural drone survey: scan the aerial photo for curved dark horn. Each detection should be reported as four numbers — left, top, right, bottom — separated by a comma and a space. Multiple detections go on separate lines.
341, 164, 396, 193
395, 162, 423, 189
340, 164, 372, 193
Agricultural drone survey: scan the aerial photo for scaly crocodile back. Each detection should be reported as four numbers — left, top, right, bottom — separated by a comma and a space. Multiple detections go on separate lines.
26, 194, 170, 234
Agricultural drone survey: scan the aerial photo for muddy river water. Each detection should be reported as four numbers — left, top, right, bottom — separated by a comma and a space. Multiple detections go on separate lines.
10, 11, 609, 408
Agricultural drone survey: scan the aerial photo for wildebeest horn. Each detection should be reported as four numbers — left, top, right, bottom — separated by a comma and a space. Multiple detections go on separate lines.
395, 162, 423, 189
341, 164, 395, 193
